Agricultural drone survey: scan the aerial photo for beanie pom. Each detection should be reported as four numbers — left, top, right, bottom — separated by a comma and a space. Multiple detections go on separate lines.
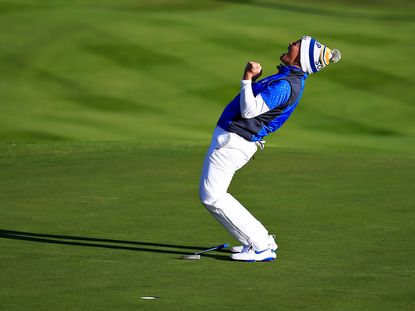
330, 49, 341, 63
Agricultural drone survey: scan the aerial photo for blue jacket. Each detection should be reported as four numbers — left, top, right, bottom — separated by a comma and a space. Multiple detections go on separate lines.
217, 65, 308, 141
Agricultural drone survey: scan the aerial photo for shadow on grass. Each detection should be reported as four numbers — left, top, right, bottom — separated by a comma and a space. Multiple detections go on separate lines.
0, 229, 231, 261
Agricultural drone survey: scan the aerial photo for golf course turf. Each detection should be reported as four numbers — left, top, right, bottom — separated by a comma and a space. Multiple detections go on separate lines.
1, 0, 414, 310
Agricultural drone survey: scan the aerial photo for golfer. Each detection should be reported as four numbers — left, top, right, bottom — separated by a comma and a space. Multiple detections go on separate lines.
199, 36, 341, 262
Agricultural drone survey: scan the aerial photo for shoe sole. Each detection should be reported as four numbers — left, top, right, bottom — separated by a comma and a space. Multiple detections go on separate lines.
231, 255, 277, 262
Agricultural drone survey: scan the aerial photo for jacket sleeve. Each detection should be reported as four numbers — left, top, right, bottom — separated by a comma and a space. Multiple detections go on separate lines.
239, 80, 270, 119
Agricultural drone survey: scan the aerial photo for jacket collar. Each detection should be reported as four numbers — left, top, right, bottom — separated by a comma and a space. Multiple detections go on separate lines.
277, 64, 308, 79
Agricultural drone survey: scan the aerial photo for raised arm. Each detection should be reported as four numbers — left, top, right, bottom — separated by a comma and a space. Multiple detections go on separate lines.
240, 61, 269, 119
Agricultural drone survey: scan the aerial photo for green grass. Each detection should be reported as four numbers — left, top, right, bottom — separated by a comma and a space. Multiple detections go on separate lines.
0, 143, 414, 310
0, 0, 414, 152
1, 0, 415, 310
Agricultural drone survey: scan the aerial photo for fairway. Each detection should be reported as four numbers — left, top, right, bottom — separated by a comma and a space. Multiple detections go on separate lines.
1, 0, 415, 310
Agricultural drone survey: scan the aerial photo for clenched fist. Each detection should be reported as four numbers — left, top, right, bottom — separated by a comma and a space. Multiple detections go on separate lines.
243, 61, 263, 81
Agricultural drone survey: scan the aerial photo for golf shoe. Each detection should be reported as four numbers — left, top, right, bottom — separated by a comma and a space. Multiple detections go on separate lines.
230, 235, 278, 253
231, 247, 276, 262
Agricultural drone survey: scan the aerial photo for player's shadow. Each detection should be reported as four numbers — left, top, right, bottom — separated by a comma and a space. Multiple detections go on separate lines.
0, 229, 230, 261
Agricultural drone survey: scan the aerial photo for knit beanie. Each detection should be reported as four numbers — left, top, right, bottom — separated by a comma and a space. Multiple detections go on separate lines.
300, 36, 341, 74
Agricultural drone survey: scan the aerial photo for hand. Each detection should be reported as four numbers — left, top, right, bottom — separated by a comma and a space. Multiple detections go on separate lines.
243, 61, 263, 81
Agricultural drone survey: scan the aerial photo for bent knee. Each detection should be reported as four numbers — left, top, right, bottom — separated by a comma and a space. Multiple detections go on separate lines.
199, 190, 214, 206
199, 178, 228, 207
199, 187, 220, 207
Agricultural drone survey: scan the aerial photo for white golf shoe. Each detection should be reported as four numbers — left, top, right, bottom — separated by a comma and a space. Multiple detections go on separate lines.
230, 244, 251, 253
230, 235, 278, 253
231, 247, 276, 262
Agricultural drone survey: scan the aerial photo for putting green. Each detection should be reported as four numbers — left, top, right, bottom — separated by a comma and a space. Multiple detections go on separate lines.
1, 143, 414, 310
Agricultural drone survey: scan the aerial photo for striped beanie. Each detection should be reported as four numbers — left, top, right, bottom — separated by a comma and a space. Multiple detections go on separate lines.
300, 36, 341, 74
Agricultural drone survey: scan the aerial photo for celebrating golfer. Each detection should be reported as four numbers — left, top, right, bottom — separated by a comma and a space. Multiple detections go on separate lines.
199, 36, 341, 262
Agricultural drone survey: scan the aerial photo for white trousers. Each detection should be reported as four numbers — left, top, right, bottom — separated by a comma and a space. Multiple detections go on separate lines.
199, 126, 270, 251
